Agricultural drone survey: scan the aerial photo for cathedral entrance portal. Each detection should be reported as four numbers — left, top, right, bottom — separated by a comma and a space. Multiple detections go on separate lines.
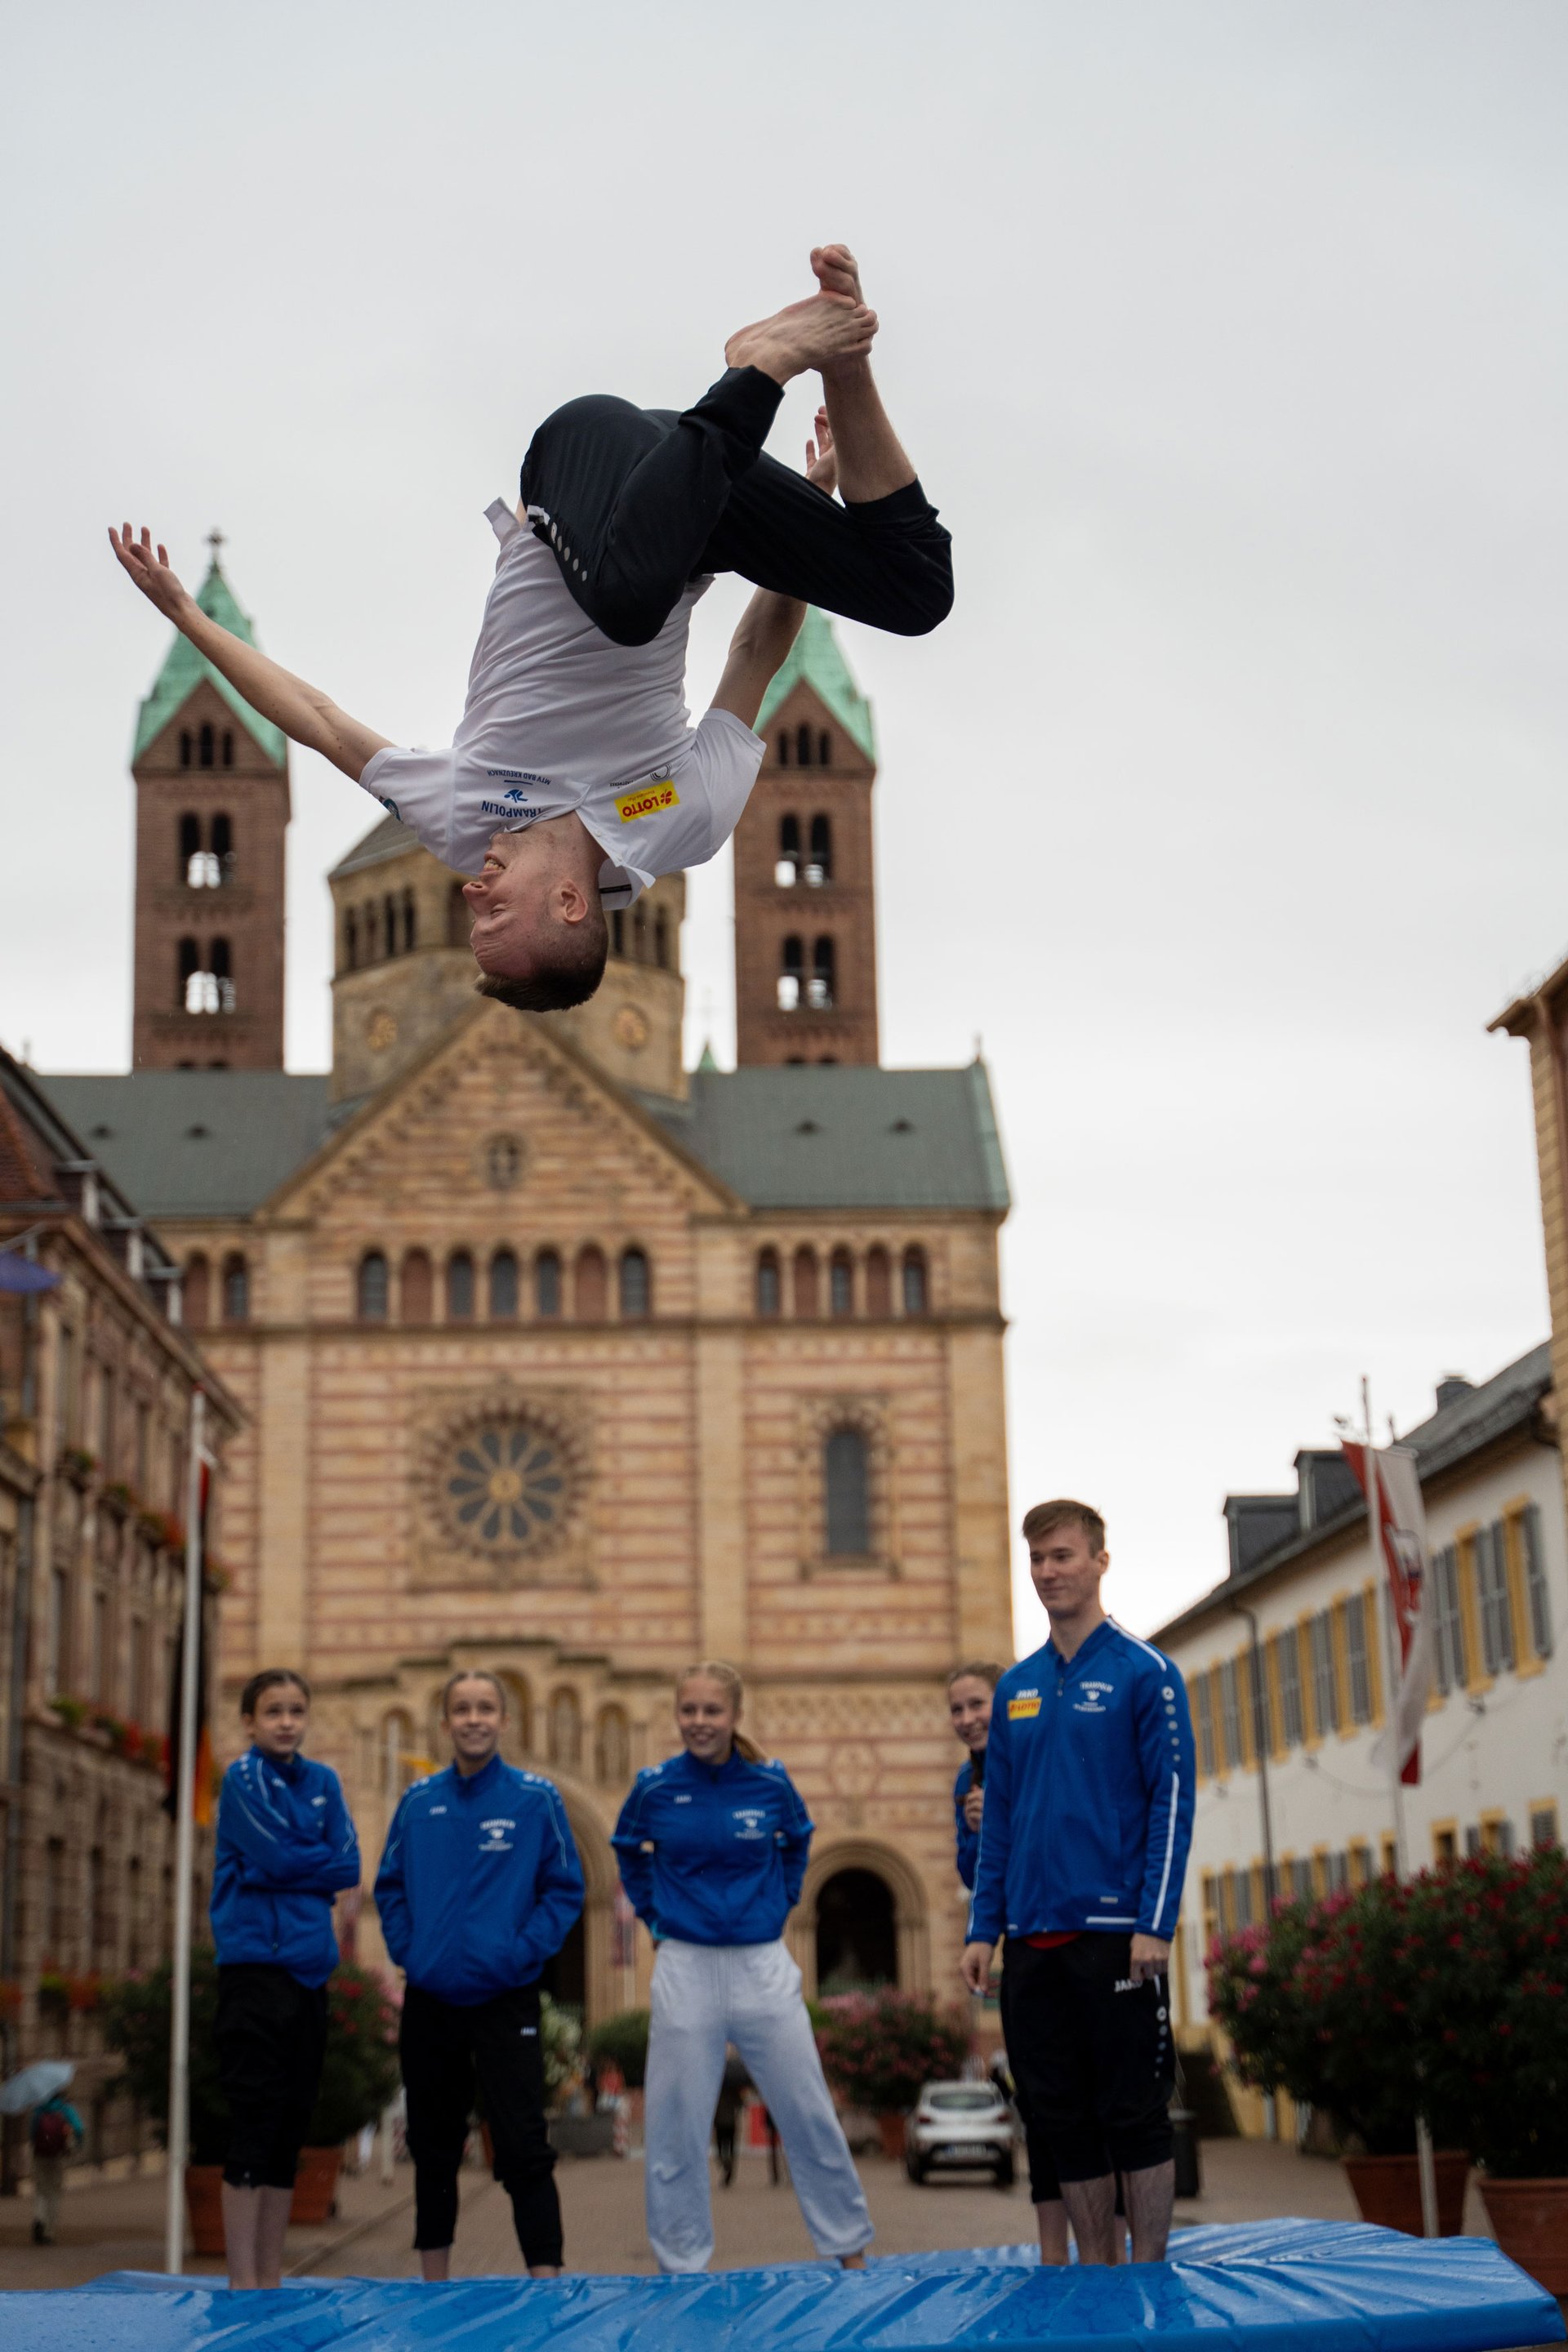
814, 1867, 898, 1993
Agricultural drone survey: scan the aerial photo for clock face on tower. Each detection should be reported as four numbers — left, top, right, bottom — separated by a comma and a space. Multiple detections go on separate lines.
612, 1004, 650, 1053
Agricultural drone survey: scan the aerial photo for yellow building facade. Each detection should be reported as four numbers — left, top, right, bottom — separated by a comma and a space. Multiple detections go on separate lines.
45, 562, 1014, 2025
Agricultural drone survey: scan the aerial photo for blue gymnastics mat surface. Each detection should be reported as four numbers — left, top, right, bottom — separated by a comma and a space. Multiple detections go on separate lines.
4, 2220, 1561, 2352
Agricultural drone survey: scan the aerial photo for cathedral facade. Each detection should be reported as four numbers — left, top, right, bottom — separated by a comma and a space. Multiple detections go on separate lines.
47, 559, 1014, 2022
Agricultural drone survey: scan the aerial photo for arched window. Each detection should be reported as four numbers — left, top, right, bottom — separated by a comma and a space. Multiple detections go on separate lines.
448, 882, 470, 947
357, 1250, 389, 1321
496, 1673, 532, 1762
178, 813, 201, 876
177, 937, 200, 1008
611, 911, 626, 958
210, 938, 235, 1012
365, 901, 380, 962
816, 1866, 898, 1992
179, 732, 192, 771
619, 1247, 651, 1320
808, 937, 835, 1009
402, 889, 416, 952
777, 935, 804, 1012
595, 1704, 631, 1786
220, 1253, 249, 1324
183, 1254, 210, 1330
198, 721, 215, 768
220, 731, 234, 768
383, 1709, 416, 1806
488, 1248, 519, 1320
808, 814, 832, 884
400, 1248, 433, 1323
817, 732, 831, 768
445, 1250, 475, 1322
795, 722, 813, 766
535, 1250, 563, 1318
825, 1426, 871, 1556
654, 909, 669, 969
574, 1245, 607, 1320
902, 1245, 928, 1316
345, 911, 359, 970
777, 813, 800, 886
548, 1687, 581, 1771
778, 731, 791, 767
829, 1249, 854, 1318
755, 1249, 782, 1317
865, 1246, 891, 1318
384, 893, 399, 956
211, 813, 233, 878
792, 1246, 819, 1319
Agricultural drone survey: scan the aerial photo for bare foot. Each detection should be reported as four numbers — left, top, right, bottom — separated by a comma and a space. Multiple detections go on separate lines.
726, 292, 876, 387
811, 243, 864, 305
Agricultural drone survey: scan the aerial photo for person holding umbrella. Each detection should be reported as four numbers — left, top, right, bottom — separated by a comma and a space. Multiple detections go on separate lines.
0, 2061, 80, 2244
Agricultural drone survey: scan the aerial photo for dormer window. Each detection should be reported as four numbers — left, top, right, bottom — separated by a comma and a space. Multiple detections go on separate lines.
198, 722, 216, 768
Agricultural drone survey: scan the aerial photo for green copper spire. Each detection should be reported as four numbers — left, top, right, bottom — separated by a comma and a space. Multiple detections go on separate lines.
131, 551, 287, 768
755, 606, 875, 763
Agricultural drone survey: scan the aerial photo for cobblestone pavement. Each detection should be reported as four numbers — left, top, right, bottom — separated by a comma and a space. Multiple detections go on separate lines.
7, 2135, 1492, 2292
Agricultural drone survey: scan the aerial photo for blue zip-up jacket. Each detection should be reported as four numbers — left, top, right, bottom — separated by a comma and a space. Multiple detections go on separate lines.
968, 1619, 1195, 1944
210, 1746, 361, 1988
954, 1754, 982, 1891
374, 1754, 583, 2004
612, 1748, 813, 1946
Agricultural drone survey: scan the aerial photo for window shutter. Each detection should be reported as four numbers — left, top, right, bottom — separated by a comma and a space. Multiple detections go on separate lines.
1521, 1503, 1553, 1659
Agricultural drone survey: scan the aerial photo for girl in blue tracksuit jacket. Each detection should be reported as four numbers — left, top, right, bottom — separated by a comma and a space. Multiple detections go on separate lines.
611, 1659, 873, 2276
210, 1668, 361, 2291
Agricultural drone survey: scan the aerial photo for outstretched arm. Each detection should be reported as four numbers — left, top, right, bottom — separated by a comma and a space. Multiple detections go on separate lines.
108, 526, 391, 782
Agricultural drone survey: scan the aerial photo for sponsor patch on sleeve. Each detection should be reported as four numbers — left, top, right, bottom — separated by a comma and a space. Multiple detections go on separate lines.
1008, 1694, 1041, 1720
614, 778, 680, 824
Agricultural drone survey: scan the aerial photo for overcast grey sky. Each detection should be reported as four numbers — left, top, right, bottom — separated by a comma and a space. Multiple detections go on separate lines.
3, 2, 1565, 1650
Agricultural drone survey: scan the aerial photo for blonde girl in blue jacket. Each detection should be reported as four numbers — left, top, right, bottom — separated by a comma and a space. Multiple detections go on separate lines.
612, 1660, 872, 2274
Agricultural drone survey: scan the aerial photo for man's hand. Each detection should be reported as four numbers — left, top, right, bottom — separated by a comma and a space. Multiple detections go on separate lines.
962, 1785, 985, 1832
108, 525, 195, 625
805, 408, 838, 497
1129, 1933, 1170, 1985
960, 1940, 995, 1996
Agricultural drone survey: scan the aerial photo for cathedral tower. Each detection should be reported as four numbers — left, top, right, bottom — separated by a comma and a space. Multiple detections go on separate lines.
733, 610, 878, 1067
130, 542, 289, 1071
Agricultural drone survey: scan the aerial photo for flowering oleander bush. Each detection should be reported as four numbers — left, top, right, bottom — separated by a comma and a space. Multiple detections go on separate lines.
816, 1989, 969, 2115
586, 2007, 649, 2089
1208, 1848, 1568, 2171
102, 1948, 229, 2163
305, 1963, 402, 2145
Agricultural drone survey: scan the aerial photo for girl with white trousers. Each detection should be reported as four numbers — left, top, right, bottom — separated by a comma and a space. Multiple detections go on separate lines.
612, 1660, 873, 2274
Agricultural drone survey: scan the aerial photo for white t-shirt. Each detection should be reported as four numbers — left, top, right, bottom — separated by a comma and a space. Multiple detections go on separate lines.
359, 501, 764, 906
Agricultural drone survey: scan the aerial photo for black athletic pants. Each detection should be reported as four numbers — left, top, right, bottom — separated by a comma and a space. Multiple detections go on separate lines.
399, 1981, 563, 2267
519, 366, 953, 648
215, 1963, 328, 2191
997, 1947, 1062, 2206
1003, 1935, 1174, 2185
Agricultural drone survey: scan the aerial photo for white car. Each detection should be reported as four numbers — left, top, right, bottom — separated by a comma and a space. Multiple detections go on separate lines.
903, 2080, 1015, 2185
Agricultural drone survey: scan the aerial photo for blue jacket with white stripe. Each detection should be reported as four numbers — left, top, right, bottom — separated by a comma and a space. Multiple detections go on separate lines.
211, 1746, 362, 1987
374, 1754, 584, 2004
967, 1619, 1195, 1945
954, 1757, 982, 1891
611, 1748, 813, 1946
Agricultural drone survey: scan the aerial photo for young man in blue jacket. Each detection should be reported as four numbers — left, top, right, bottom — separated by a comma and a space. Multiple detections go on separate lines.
375, 1670, 584, 2278
962, 1500, 1195, 2265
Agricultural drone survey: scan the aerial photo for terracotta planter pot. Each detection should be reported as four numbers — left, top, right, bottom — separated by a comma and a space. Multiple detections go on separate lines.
875, 2111, 906, 2163
1478, 2176, 1568, 2294
288, 2143, 342, 2225
1342, 2149, 1469, 2237
184, 2163, 226, 2257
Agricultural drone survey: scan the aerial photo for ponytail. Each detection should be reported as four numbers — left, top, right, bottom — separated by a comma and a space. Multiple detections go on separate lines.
677, 1659, 764, 1763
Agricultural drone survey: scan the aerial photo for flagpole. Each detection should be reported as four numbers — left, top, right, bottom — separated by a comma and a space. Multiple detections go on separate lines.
1363, 1377, 1438, 2241
165, 1388, 206, 2274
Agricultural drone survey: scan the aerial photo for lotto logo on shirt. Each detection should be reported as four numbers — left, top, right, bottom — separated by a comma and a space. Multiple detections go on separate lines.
613, 779, 680, 824
1008, 1692, 1041, 1720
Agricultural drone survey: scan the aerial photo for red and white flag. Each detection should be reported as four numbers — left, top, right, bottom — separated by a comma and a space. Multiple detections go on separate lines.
1342, 1441, 1434, 1785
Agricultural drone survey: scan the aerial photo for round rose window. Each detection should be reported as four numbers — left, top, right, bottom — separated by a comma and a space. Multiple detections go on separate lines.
444, 1422, 565, 1549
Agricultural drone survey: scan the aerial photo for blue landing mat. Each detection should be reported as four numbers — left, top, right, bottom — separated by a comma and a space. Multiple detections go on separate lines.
5, 2221, 1561, 2352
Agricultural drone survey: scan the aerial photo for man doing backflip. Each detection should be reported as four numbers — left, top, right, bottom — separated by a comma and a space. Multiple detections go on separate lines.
109, 247, 950, 1012
962, 1501, 1196, 2265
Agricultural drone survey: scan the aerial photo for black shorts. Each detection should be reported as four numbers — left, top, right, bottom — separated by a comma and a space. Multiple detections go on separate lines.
998, 1949, 1062, 2205
215, 1963, 328, 2191
1002, 1934, 1174, 2184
